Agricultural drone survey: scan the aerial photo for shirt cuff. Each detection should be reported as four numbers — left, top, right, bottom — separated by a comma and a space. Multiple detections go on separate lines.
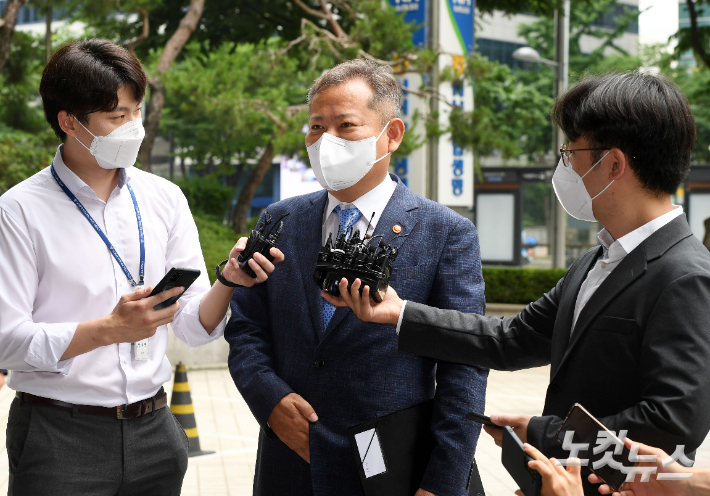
396, 300, 408, 335
24, 322, 77, 374
171, 290, 227, 347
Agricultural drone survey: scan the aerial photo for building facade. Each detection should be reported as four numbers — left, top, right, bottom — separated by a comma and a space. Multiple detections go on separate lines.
475, 1, 639, 69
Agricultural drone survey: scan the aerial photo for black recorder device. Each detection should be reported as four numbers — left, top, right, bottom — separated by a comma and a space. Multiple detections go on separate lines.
237, 210, 290, 279
314, 212, 407, 303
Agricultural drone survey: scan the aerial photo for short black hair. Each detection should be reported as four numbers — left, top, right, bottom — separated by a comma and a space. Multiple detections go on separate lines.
551, 72, 696, 196
39, 39, 148, 141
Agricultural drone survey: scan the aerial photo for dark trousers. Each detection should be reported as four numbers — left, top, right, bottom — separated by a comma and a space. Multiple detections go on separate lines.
6, 396, 189, 496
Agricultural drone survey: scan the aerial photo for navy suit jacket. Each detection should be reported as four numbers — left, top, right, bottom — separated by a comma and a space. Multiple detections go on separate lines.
225, 175, 489, 496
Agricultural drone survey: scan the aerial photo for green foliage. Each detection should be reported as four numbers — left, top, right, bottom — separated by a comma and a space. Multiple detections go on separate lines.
482, 267, 566, 304
674, 0, 710, 70
0, 29, 59, 193
645, 45, 710, 164
452, 0, 642, 161
0, 126, 57, 193
449, 53, 554, 160
0, 31, 47, 133
161, 39, 314, 174
175, 176, 232, 218
193, 213, 243, 284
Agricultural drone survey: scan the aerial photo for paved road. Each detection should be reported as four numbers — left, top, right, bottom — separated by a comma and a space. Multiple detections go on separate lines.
0, 366, 708, 495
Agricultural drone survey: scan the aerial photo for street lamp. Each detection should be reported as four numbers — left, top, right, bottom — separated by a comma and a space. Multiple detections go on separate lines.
512, 0, 570, 269
512, 47, 557, 68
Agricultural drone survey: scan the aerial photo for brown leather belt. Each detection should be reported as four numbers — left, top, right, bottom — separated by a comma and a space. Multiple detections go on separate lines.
16, 387, 168, 419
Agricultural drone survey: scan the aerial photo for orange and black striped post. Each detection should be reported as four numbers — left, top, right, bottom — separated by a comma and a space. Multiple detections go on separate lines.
170, 362, 214, 457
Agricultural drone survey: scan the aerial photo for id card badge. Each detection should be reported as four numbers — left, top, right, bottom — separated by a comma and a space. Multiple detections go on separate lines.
134, 338, 149, 361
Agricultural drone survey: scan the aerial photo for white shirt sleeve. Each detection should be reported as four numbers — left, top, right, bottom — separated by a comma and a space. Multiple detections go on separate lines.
396, 300, 408, 335
166, 189, 226, 347
0, 206, 75, 373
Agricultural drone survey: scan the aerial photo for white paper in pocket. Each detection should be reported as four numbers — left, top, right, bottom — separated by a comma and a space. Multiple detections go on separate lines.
354, 428, 387, 478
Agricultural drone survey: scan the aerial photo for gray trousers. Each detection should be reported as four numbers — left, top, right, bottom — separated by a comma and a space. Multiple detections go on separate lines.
6, 396, 189, 496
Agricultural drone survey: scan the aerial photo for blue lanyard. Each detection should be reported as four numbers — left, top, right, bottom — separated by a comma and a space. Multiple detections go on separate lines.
51, 164, 145, 288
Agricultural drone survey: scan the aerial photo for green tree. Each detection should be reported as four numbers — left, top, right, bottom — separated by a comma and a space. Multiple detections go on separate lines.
0, 0, 28, 72
0, 31, 57, 192
676, 0, 710, 72
161, 39, 314, 232
450, 0, 641, 163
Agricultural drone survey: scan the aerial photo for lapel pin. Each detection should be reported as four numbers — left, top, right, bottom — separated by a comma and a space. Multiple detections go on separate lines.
392, 225, 402, 234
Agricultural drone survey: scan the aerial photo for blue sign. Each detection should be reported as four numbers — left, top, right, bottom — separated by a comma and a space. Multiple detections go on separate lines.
389, 0, 427, 48
447, 0, 474, 54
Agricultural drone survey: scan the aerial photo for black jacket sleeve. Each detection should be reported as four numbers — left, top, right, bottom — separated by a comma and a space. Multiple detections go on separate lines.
398, 275, 564, 371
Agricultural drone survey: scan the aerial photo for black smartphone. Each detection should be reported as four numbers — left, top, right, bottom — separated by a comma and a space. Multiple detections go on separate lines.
556, 403, 632, 491
466, 411, 499, 428
149, 268, 201, 311
502, 426, 542, 496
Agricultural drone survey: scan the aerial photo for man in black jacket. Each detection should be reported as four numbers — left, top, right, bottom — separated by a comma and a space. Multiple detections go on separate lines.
322, 72, 710, 494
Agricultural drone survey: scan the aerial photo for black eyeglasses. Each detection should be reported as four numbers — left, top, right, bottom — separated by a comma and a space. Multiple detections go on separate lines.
559, 144, 609, 167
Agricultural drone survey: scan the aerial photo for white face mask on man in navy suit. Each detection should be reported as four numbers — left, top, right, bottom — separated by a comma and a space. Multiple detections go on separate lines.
307, 122, 391, 191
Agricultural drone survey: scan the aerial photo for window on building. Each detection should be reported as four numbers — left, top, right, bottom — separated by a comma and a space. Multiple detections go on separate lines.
0, 1, 66, 25
476, 38, 531, 69
591, 3, 639, 34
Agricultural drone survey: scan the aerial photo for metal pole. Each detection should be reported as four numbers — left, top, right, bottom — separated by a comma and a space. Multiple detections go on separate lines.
551, 0, 570, 268
427, 0, 439, 202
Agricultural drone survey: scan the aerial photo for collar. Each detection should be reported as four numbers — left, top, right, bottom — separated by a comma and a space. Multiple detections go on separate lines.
323, 175, 397, 230
54, 144, 130, 198
597, 205, 684, 261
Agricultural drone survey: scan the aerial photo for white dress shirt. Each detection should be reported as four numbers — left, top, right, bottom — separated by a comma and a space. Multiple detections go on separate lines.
322, 175, 397, 242
0, 146, 225, 406
571, 206, 685, 331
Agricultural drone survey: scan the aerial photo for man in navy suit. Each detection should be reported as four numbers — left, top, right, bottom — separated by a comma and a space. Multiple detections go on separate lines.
225, 59, 488, 496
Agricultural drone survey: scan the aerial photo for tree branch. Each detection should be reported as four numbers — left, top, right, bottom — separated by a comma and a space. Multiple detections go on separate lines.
0, 0, 28, 72
253, 102, 287, 134
687, 0, 710, 71
398, 82, 456, 109
318, 0, 347, 39
155, 0, 205, 75
127, 7, 149, 54
293, 0, 330, 20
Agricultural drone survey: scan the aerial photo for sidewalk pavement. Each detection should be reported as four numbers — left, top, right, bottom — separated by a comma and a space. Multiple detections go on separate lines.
0, 366, 708, 495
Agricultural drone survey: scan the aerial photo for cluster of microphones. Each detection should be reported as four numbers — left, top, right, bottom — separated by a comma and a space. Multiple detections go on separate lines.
237, 210, 291, 279
313, 212, 408, 302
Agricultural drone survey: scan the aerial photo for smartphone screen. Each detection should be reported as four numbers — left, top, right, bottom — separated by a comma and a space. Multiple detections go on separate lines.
556, 404, 632, 491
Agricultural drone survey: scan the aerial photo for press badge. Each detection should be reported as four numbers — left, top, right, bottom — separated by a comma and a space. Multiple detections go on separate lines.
134, 338, 149, 360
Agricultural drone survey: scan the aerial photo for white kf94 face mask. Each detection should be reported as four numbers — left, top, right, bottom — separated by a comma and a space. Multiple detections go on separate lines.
552, 150, 612, 222
307, 123, 391, 191
73, 116, 146, 170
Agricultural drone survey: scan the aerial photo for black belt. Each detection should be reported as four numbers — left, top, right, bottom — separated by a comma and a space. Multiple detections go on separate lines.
16, 387, 168, 419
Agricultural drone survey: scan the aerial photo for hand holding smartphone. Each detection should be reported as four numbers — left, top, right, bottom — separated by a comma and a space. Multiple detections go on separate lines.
502, 426, 542, 496
149, 268, 201, 310
466, 411, 500, 428
556, 403, 633, 492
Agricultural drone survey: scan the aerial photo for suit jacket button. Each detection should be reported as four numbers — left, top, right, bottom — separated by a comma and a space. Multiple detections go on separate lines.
550, 384, 560, 394
314, 359, 325, 368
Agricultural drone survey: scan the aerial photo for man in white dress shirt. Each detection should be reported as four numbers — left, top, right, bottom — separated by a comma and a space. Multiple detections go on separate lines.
0, 39, 283, 495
